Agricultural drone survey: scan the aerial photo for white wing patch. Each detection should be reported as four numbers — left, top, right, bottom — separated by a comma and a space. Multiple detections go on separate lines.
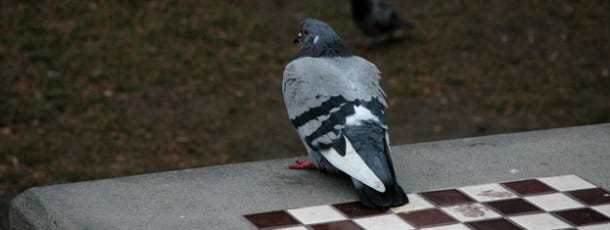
320, 136, 386, 192
346, 105, 379, 126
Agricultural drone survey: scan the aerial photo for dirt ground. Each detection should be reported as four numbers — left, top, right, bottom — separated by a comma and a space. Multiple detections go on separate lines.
1, 0, 609, 228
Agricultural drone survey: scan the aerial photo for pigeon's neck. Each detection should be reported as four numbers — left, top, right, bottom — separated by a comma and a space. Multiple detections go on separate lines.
294, 40, 351, 59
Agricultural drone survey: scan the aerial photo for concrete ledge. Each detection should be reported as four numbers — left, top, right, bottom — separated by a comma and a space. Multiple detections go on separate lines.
10, 123, 610, 229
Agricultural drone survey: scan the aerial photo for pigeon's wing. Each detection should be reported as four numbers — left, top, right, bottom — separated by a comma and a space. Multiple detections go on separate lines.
283, 56, 388, 192
283, 56, 387, 120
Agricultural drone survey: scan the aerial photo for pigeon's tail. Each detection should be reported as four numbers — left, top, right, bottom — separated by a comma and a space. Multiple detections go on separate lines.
343, 122, 409, 208
392, 13, 414, 31
352, 177, 408, 208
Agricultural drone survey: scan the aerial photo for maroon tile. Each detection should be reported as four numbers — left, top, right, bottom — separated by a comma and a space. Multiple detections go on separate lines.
310, 220, 362, 230
398, 209, 457, 228
554, 208, 610, 226
502, 179, 556, 195
333, 201, 388, 218
486, 199, 542, 215
568, 188, 610, 205
466, 218, 523, 230
420, 189, 474, 206
243, 210, 300, 229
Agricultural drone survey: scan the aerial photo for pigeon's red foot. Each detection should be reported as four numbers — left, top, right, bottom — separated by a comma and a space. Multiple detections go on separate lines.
288, 157, 316, 170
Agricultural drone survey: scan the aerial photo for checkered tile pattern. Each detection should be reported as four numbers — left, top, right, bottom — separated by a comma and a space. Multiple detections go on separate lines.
244, 175, 610, 229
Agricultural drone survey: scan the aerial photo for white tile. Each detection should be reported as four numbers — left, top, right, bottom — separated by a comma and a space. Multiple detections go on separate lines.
579, 223, 610, 230
287, 205, 346, 225
441, 203, 500, 222
353, 214, 414, 230
538, 175, 596, 191
459, 183, 517, 202
593, 204, 610, 218
525, 193, 584, 211
510, 213, 571, 230
391, 193, 434, 213
421, 223, 471, 230
276, 226, 308, 230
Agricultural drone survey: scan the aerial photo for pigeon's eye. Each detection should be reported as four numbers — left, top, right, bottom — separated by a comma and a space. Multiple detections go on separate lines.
303, 29, 309, 35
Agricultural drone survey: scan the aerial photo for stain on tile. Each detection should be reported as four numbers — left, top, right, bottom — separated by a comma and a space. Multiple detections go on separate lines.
442, 203, 501, 222
459, 183, 516, 202
454, 204, 490, 218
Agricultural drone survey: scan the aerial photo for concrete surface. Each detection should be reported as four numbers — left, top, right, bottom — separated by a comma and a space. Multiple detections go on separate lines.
10, 123, 610, 229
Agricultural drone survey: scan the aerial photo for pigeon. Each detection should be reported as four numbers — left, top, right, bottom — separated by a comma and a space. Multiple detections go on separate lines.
350, 0, 414, 38
282, 18, 408, 208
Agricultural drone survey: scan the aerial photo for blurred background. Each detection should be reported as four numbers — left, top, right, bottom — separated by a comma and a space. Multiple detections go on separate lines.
1, 0, 608, 228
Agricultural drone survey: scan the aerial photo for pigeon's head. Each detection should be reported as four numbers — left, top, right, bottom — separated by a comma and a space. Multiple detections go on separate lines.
292, 18, 350, 58
293, 18, 339, 45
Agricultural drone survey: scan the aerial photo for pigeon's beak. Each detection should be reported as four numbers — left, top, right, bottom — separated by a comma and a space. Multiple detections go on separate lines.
293, 32, 303, 44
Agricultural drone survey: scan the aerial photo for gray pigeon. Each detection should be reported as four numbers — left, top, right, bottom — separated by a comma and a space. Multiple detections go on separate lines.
282, 18, 408, 208
350, 0, 414, 38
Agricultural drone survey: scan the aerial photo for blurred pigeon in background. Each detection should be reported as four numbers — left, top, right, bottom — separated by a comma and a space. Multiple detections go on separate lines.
282, 18, 408, 208
350, 0, 414, 39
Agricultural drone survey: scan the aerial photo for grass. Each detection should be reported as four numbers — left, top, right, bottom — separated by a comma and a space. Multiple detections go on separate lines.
1, 0, 609, 228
